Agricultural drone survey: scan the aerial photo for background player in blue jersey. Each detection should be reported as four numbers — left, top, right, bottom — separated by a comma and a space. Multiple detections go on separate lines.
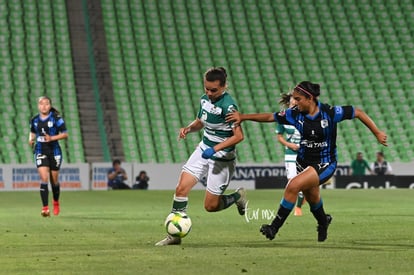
156, 67, 247, 246
29, 96, 68, 217
227, 81, 387, 242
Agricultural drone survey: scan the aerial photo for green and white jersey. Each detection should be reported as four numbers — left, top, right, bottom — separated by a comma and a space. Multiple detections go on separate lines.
276, 124, 301, 162
197, 92, 238, 160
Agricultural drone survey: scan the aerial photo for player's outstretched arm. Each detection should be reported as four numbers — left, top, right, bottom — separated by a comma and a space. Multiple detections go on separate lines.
226, 111, 275, 125
215, 124, 244, 152
178, 118, 204, 140
201, 124, 244, 159
354, 108, 387, 146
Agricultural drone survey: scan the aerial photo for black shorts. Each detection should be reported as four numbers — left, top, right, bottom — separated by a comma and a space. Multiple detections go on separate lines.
297, 159, 336, 185
35, 153, 62, 170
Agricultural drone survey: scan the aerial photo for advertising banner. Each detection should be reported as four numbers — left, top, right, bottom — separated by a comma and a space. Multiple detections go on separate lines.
256, 175, 414, 189
0, 164, 89, 191
334, 176, 414, 189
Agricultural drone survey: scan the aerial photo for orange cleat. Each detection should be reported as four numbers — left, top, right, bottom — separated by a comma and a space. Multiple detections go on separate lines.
41, 206, 50, 217
294, 207, 303, 217
53, 200, 60, 216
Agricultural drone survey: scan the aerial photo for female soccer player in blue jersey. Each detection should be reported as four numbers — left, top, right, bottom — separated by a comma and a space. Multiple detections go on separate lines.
155, 67, 247, 246
226, 81, 387, 242
29, 96, 68, 217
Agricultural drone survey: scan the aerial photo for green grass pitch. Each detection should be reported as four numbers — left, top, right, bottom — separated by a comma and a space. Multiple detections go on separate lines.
0, 189, 413, 274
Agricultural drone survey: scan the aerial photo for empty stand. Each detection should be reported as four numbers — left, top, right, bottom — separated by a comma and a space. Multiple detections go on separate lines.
99, 0, 413, 164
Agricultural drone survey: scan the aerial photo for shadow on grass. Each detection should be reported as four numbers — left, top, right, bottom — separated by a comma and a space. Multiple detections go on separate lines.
177, 239, 414, 252
61, 214, 132, 221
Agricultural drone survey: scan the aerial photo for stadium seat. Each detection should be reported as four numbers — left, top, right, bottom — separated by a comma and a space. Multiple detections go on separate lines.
98, 0, 413, 164
0, 0, 84, 164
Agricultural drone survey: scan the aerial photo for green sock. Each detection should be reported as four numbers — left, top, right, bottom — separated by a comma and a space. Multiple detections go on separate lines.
172, 195, 188, 212
218, 192, 241, 210
296, 191, 304, 208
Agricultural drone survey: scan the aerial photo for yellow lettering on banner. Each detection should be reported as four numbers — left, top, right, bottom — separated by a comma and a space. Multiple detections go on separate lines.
13, 182, 39, 189
60, 182, 82, 188
93, 182, 107, 188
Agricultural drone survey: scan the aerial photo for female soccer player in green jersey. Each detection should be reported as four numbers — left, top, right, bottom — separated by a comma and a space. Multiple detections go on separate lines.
156, 67, 247, 246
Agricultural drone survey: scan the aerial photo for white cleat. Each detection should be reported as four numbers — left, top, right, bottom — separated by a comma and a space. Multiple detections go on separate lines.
235, 187, 247, 215
155, 235, 182, 246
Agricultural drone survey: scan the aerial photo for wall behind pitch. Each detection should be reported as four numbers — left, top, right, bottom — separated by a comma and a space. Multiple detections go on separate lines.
0, 162, 413, 191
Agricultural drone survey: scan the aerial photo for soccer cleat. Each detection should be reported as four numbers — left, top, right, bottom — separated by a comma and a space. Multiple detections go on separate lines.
41, 206, 50, 217
235, 187, 247, 215
260, 224, 278, 240
317, 214, 333, 242
294, 207, 303, 216
53, 200, 60, 216
155, 235, 182, 246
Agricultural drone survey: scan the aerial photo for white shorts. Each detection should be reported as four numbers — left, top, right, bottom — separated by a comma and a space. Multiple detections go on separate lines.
182, 143, 236, 195
285, 161, 297, 180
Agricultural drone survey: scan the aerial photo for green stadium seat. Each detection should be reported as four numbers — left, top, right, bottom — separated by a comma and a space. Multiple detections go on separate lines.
98, 0, 414, 164
0, 0, 84, 163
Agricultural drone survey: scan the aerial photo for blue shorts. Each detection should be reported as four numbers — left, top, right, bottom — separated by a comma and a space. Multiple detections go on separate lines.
297, 159, 336, 185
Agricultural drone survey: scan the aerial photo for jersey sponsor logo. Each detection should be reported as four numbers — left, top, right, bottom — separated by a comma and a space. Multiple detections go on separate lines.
201, 100, 222, 115
37, 136, 46, 142
321, 119, 329, 128
301, 140, 328, 148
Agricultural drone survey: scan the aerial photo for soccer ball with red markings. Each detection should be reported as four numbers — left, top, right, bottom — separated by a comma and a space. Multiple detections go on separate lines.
165, 212, 192, 238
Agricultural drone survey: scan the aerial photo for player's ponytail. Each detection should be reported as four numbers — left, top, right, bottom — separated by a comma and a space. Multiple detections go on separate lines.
51, 107, 60, 116
279, 93, 292, 109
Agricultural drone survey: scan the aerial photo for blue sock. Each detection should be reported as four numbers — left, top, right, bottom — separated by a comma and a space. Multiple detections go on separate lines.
309, 198, 323, 211
280, 198, 295, 210
270, 198, 295, 230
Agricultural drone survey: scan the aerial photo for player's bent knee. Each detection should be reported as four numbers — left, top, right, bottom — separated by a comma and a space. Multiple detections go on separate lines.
175, 182, 194, 197
204, 201, 220, 212
204, 204, 218, 212
285, 183, 302, 195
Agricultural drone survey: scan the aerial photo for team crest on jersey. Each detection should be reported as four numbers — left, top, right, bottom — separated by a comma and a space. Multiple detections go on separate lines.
48, 121, 53, 128
321, 119, 328, 128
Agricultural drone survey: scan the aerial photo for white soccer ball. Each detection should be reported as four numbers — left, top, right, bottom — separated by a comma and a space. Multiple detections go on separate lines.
164, 212, 192, 238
